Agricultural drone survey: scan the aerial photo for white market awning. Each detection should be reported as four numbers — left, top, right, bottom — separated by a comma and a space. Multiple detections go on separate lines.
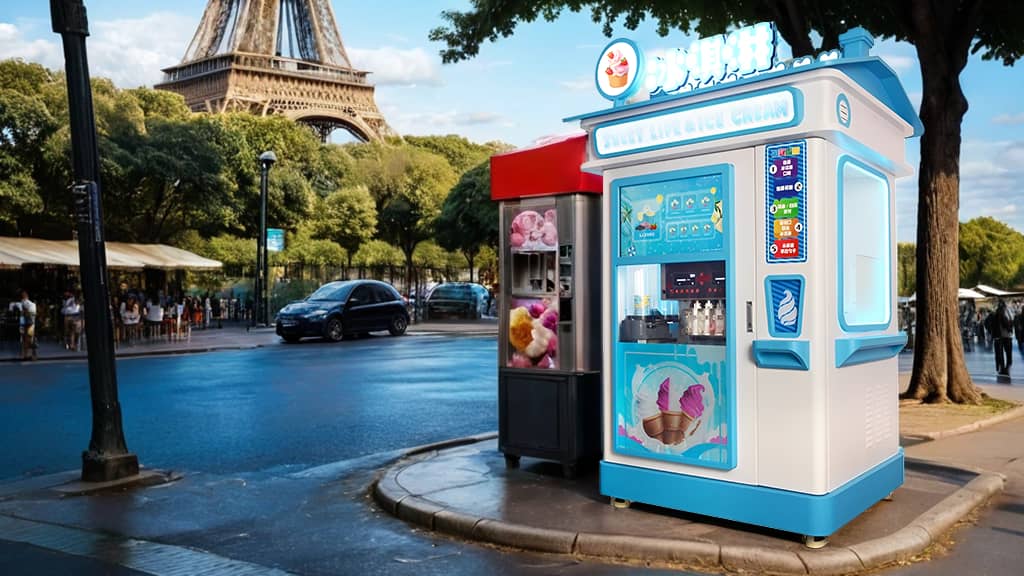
974, 284, 1024, 297
0, 237, 221, 271
905, 288, 989, 302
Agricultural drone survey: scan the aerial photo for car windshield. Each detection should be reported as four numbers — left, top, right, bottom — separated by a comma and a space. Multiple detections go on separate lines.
431, 286, 470, 299
307, 282, 355, 302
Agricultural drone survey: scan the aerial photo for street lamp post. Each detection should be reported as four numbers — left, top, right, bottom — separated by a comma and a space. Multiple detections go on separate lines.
258, 151, 277, 326
51, 0, 139, 482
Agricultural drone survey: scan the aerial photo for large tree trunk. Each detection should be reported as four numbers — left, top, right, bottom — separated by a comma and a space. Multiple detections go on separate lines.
902, 0, 983, 404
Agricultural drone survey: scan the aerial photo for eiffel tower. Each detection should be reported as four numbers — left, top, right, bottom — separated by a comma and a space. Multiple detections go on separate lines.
156, 0, 393, 141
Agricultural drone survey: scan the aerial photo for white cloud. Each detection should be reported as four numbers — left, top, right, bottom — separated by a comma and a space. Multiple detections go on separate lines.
348, 46, 443, 86
383, 108, 506, 134
0, 14, 194, 87
560, 77, 592, 92
993, 112, 1024, 125
877, 52, 917, 71
0, 22, 63, 69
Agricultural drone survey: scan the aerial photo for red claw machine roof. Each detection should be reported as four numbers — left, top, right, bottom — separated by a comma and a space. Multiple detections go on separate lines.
490, 133, 603, 201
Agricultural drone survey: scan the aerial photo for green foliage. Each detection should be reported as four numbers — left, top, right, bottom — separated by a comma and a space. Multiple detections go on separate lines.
897, 242, 916, 297
313, 185, 377, 267
202, 234, 257, 271
435, 160, 497, 277
352, 239, 404, 268
404, 134, 508, 173
281, 227, 346, 267
959, 217, 1024, 288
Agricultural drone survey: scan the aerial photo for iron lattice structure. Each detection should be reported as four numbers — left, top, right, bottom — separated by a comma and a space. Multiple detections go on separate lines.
156, 0, 393, 141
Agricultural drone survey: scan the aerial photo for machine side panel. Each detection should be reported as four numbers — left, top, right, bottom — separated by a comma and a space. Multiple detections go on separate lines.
825, 140, 901, 491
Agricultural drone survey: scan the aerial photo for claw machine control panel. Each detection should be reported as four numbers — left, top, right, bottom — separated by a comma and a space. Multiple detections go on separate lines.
569, 24, 921, 541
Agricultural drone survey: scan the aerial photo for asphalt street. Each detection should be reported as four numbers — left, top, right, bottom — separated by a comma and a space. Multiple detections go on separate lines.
0, 334, 497, 480
0, 334, 690, 575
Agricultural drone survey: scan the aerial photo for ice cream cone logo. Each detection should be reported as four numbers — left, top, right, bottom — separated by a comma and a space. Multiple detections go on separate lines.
596, 39, 641, 100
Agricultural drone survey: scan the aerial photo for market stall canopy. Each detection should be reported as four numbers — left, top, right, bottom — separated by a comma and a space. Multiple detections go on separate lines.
0, 237, 221, 271
905, 288, 988, 302
974, 284, 1024, 298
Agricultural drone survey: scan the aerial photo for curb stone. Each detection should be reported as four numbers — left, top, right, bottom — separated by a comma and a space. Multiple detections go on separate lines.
372, 436, 1007, 575
918, 405, 1024, 440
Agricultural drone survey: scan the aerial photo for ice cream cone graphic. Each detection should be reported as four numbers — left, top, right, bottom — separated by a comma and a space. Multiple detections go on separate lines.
642, 413, 664, 441
605, 49, 630, 89
661, 410, 692, 445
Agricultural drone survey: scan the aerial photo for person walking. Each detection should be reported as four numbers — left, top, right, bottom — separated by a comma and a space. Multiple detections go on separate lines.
61, 290, 83, 351
993, 299, 1014, 376
16, 290, 37, 361
211, 295, 222, 329
1014, 304, 1024, 355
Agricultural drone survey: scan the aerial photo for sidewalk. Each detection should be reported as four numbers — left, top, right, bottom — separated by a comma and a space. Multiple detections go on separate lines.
372, 377, 1024, 575
0, 317, 498, 362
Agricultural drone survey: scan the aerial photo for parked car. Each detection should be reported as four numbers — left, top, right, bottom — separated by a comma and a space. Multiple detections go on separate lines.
424, 282, 490, 320
275, 279, 409, 343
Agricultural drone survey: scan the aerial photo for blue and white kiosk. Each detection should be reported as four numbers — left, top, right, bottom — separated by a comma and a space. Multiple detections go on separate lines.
571, 25, 920, 545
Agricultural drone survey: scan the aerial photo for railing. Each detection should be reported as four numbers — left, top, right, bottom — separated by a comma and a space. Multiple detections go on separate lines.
161, 52, 369, 85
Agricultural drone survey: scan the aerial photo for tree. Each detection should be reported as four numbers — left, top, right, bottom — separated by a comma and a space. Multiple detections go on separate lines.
355, 145, 457, 291
435, 160, 498, 282
431, 1, 1024, 405
958, 217, 1024, 289
897, 242, 916, 297
313, 185, 378, 270
405, 134, 509, 173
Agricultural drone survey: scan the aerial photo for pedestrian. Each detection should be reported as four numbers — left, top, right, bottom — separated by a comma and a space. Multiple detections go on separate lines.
204, 293, 212, 329
993, 299, 1014, 376
1015, 305, 1024, 355
61, 290, 83, 351
15, 290, 37, 361
211, 295, 222, 329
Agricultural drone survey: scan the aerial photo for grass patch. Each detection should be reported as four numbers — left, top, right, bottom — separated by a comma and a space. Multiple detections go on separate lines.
900, 396, 1021, 438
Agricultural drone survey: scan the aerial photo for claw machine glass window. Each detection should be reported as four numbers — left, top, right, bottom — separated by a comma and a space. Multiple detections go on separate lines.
611, 166, 736, 470
505, 202, 560, 369
838, 157, 891, 330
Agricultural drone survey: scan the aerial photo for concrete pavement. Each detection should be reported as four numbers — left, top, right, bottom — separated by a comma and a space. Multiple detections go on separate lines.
372, 377, 1023, 575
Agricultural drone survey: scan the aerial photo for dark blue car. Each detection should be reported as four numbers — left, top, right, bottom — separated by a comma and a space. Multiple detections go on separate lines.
276, 280, 409, 343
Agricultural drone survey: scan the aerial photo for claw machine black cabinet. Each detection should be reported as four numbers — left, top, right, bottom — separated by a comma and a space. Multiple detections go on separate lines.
491, 134, 603, 478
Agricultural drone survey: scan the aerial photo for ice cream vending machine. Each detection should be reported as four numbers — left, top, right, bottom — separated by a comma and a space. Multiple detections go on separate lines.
571, 26, 920, 542
491, 134, 603, 478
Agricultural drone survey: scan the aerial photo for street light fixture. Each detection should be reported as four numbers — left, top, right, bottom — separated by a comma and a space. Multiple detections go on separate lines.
257, 151, 277, 327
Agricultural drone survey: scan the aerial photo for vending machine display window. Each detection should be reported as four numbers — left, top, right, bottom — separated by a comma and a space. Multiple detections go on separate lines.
611, 166, 736, 471
838, 157, 892, 331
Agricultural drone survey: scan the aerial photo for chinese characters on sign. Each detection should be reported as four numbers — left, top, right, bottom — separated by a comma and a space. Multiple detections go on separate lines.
765, 141, 807, 263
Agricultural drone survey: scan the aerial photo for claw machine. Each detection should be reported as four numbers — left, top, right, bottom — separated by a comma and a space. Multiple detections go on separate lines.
569, 26, 921, 542
491, 134, 603, 478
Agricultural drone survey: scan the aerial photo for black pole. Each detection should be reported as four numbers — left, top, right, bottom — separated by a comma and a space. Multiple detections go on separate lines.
51, 0, 139, 482
259, 163, 269, 325
253, 222, 261, 327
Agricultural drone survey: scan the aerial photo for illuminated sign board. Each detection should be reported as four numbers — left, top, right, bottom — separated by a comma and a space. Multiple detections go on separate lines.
267, 228, 285, 252
592, 88, 801, 157
595, 22, 841, 103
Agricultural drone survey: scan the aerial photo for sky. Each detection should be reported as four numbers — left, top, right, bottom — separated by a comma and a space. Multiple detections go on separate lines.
1, 0, 1022, 242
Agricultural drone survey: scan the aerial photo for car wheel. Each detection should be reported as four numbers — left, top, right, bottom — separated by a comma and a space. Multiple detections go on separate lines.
324, 317, 344, 342
282, 335, 300, 344
389, 314, 408, 336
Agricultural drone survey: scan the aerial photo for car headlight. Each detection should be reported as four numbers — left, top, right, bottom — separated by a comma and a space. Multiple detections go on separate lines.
308, 309, 328, 319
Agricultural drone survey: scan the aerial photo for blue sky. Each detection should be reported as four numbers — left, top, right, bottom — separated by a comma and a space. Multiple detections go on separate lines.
1, 1, 1022, 241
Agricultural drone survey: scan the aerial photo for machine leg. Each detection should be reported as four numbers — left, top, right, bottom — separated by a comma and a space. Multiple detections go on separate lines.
883, 491, 895, 501
503, 454, 520, 469
802, 535, 829, 549
611, 497, 631, 509
562, 463, 577, 479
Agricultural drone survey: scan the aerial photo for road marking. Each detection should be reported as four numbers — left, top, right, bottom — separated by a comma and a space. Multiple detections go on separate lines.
0, 515, 295, 576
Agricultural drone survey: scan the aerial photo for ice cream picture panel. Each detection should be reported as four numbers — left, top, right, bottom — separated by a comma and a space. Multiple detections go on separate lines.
616, 346, 729, 468
509, 207, 558, 253
508, 297, 559, 369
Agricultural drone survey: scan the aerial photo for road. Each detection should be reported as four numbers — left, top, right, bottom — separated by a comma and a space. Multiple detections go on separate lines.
1, 335, 497, 479
0, 334, 685, 576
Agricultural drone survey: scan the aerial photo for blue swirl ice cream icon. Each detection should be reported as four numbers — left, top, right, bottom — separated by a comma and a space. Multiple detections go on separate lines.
777, 290, 798, 327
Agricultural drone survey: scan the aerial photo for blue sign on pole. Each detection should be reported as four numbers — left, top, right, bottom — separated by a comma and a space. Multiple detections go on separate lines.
267, 228, 285, 252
